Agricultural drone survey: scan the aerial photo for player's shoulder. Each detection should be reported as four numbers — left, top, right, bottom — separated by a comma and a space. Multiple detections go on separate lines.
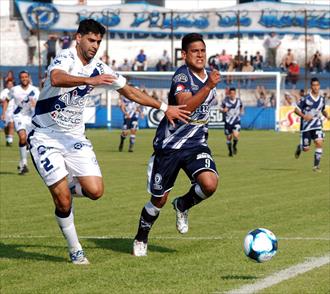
56, 48, 75, 60
172, 65, 189, 84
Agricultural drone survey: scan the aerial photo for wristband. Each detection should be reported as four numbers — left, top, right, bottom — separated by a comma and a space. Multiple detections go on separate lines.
160, 102, 168, 112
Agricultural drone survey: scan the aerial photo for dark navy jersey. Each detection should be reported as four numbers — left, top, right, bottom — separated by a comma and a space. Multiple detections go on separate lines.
153, 65, 217, 151
221, 97, 243, 125
121, 96, 141, 120
296, 93, 326, 132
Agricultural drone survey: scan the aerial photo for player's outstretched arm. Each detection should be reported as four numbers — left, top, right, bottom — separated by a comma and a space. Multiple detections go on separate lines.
294, 107, 313, 121
50, 69, 118, 88
176, 70, 220, 112
117, 85, 190, 126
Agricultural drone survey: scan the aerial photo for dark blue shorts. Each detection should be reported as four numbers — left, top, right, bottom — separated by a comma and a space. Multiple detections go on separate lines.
122, 116, 138, 130
224, 122, 241, 135
147, 146, 218, 197
301, 129, 324, 148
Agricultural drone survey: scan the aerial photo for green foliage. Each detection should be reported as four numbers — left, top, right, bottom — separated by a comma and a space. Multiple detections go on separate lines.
0, 129, 329, 293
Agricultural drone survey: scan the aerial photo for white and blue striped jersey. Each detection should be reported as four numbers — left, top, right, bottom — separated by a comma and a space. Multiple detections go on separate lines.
153, 65, 217, 150
32, 47, 126, 136
221, 97, 243, 125
296, 92, 326, 132
9, 84, 39, 116
121, 96, 140, 119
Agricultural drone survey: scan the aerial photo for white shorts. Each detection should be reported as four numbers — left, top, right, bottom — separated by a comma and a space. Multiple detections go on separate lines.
5, 100, 15, 126
28, 130, 102, 186
13, 113, 32, 132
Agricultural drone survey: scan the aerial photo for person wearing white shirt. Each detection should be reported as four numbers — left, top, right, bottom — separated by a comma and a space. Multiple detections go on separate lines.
28, 19, 189, 265
263, 32, 281, 68
9, 71, 39, 174
0, 80, 15, 146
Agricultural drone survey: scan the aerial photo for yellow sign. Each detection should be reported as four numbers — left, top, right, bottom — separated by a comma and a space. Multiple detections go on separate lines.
279, 106, 330, 132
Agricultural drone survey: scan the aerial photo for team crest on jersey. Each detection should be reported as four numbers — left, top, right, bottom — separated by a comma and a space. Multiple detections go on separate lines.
173, 73, 188, 83
37, 145, 47, 155
153, 173, 163, 190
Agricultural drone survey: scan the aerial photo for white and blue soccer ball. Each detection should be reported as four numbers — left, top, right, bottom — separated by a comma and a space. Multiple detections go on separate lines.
243, 228, 278, 263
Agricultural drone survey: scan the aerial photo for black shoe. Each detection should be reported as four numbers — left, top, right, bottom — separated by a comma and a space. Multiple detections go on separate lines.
294, 146, 301, 159
18, 165, 29, 175
229, 152, 233, 157
119, 143, 123, 152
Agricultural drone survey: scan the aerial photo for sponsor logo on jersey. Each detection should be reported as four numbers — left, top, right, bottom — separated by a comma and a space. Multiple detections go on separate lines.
173, 73, 188, 83
175, 84, 185, 94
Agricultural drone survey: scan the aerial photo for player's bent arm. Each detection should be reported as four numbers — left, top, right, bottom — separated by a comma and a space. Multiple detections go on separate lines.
322, 110, 329, 120
294, 107, 312, 121
176, 70, 220, 112
117, 84, 190, 125
50, 69, 117, 88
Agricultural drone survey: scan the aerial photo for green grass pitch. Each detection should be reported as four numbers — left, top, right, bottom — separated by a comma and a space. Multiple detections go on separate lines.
0, 129, 329, 293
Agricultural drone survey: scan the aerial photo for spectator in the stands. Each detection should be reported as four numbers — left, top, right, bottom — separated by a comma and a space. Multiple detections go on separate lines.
100, 51, 110, 65
281, 49, 295, 72
325, 58, 330, 73
133, 49, 147, 71
308, 51, 322, 73
218, 49, 232, 71
263, 32, 281, 68
255, 86, 268, 107
59, 31, 72, 50
251, 51, 264, 71
26, 29, 38, 65
44, 33, 58, 67
110, 59, 117, 71
3, 70, 16, 86
226, 60, 236, 85
234, 50, 244, 71
242, 60, 254, 87
156, 50, 171, 71
283, 92, 296, 106
119, 58, 131, 71
285, 60, 300, 89
243, 51, 250, 63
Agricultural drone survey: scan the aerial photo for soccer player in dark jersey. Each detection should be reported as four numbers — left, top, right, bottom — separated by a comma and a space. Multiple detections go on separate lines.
294, 77, 328, 172
132, 33, 221, 256
221, 87, 244, 156
118, 93, 143, 152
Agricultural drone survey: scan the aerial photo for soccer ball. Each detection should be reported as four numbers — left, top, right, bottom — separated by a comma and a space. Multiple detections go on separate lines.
243, 228, 278, 263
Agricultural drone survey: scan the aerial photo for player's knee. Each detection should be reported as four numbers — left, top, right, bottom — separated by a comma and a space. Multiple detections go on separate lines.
56, 198, 71, 213
151, 193, 168, 208
303, 146, 310, 152
200, 180, 218, 197
88, 187, 104, 200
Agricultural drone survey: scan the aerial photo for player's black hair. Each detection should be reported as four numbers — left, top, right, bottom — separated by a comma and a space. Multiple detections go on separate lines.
229, 87, 236, 92
182, 33, 205, 52
19, 70, 29, 77
310, 77, 319, 84
77, 19, 106, 37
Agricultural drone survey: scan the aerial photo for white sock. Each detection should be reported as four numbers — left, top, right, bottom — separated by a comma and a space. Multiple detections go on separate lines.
6, 135, 13, 143
19, 146, 27, 166
145, 201, 160, 216
55, 210, 82, 252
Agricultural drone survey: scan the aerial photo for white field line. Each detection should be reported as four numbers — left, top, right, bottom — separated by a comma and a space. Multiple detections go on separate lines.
221, 253, 330, 294
1, 235, 330, 241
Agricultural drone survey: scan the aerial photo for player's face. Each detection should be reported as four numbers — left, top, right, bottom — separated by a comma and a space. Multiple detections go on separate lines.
19, 73, 30, 87
229, 90, 236, 99
76, 32, 103, 61
311, 81, 320, 95
182, 41, 206, 72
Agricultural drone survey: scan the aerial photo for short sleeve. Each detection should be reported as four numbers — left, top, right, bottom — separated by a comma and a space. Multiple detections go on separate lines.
48, 49, 74, 74
296, 97, 305, 111
101, 63, 127, 90
171, 70, 192, 96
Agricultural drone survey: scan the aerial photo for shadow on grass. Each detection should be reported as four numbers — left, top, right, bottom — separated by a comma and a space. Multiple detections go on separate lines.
221, 275, 257, 280
260, 167, 297, 171
90, 238, 177, 254
0, 171, 18, 175
0, 242, 67, 263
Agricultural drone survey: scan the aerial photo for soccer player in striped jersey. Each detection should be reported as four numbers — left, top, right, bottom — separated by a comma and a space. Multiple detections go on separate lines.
9, 71, 39, 174
118, 92, 144, 152
294, 77, 328, 172
132, 33, 221, 256
221, 87, 244, 157
27, 19, 189, 265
